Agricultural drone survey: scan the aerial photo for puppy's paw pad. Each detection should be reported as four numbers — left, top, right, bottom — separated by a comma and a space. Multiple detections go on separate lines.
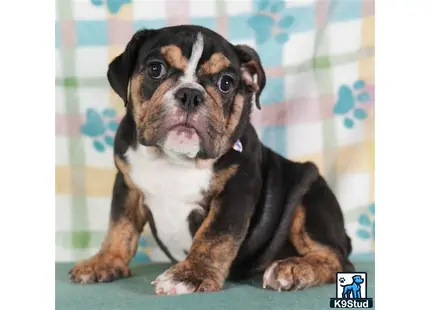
68, 270, 97, 284
153, 269, 172, 284
263, 258, 316, 291
153, 263, 221, 295
68, 256, 130, 284
263, 262, 290, 291
197, 279, 221, 293
170, 282, 196, 295
154, 276, 195, 295
153, 269, 181, 295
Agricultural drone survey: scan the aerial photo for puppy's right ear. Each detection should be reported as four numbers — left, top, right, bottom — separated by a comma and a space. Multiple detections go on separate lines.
107, 29, 157, 106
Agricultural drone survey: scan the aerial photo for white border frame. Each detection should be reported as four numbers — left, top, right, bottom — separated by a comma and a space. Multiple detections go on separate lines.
1, 0, 54, 309
1, 0, 430, 309
376, 0, 430, 308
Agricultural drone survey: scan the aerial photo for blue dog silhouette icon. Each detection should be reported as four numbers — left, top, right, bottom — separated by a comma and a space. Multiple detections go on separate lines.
341, 275, 364, 299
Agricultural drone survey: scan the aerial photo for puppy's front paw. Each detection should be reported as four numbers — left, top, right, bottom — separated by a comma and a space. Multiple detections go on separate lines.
68, 253, 130, 284
152, 260, 222, 295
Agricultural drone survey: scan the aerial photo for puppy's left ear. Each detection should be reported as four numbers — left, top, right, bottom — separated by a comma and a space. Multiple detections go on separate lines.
235, 44, 266, 110
107, 29, 157, 106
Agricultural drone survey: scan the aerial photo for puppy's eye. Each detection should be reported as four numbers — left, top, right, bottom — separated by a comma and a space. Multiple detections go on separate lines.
217, 75, 234, 93
148, 62, 166, 79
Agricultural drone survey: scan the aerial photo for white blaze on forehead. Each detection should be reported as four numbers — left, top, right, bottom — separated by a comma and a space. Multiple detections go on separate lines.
163, 33, 207, 108
181, 32, 204, 83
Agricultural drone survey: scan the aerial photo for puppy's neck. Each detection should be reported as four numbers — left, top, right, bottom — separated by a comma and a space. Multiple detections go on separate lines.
163, 149, 198, 168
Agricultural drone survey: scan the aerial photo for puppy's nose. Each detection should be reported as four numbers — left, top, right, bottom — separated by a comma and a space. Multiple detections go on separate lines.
175, 88, 204, 112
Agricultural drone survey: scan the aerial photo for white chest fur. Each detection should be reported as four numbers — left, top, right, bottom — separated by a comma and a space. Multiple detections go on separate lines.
125, 145, 212, 261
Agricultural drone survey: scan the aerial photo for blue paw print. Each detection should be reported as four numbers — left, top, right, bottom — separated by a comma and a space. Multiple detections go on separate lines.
249, 0, 294, 44
356, 203, 375, 240
80, 108, 119, 152
333, 80, 371, 129
133, 237, 151, 263
91, 0, 131, 14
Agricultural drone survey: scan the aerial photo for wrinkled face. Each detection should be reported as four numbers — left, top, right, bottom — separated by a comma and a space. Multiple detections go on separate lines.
108, 26, 266, 161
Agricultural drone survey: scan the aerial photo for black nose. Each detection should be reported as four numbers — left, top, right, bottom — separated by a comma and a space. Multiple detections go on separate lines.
174, 88, 204, 112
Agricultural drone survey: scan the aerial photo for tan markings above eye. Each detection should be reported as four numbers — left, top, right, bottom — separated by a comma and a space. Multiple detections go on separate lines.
160, 45, 187, 71
199, 53, 231, 75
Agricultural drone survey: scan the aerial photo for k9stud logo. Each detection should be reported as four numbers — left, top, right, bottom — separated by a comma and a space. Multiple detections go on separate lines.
330, 272, 374, 308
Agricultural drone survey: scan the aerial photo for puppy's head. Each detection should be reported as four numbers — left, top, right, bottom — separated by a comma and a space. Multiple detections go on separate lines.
108, 25, 266, 161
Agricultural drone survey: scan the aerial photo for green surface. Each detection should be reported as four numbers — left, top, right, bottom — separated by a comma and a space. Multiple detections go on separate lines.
56, 261, 375, 310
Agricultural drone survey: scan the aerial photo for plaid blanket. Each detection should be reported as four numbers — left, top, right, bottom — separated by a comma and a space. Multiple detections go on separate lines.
55, 0, 375, 262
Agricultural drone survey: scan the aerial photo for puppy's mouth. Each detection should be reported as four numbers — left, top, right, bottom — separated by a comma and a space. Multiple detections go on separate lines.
162, 123, 201, 158
168, 123, 199, 136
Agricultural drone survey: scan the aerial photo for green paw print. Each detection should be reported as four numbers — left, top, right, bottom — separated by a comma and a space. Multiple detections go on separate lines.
333, 80, 371, 129
80, 108, 119, 152
357, 203, 375, 240
248, 0, 294, 44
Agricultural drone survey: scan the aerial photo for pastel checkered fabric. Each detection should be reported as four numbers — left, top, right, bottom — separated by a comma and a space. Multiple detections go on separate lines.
55, 0, 375, 262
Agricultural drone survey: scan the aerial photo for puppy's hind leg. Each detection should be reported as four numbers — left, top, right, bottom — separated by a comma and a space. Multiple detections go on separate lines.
263, 205, 346, 291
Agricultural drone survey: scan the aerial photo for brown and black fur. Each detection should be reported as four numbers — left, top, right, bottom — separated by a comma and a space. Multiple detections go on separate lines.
69, 25, 354, 292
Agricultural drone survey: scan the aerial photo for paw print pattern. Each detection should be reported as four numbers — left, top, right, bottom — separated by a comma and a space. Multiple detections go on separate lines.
339, 277, 346, 283
333, 80, 371, 129
356, 203, 375, 240
248, 0, 294, 44
91, 0, 131, 14
134, 237, 151, 263
80, 108, 119, 152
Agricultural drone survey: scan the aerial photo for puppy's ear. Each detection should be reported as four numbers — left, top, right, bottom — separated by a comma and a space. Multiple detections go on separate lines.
235, 44, 266, 110
107, 29, 157, 106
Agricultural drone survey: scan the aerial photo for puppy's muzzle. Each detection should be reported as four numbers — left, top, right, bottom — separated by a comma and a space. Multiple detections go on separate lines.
175, 87, 204, 113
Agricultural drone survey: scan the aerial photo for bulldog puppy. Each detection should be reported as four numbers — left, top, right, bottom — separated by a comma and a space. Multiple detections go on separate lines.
69, 25, 355, 294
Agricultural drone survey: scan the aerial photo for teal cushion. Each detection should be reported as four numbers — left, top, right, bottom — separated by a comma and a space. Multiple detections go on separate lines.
56, 260, 374, 310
